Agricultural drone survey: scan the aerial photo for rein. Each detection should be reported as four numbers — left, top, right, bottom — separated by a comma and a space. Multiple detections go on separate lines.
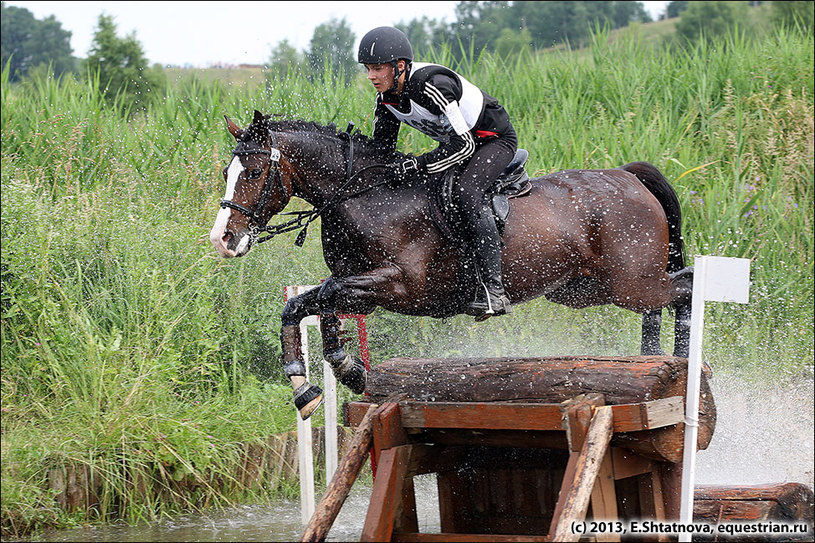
221, 126, 391, 247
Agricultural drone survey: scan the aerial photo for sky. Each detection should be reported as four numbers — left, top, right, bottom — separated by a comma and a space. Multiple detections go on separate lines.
7, 1, 670, 68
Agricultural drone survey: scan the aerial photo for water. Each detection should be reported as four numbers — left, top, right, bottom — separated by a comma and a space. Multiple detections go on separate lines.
18, 374, 814, 542
20, 476, 442, 542
695, 371, 814, 487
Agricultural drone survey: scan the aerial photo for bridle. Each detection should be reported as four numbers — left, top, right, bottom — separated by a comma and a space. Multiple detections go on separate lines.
219, 125, 391, 247
219, 145, 286, 238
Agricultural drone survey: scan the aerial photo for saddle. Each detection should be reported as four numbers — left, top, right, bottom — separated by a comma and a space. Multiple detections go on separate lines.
430, 148, 532, 244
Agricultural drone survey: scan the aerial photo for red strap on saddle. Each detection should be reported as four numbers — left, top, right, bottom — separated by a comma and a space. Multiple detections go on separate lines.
475, 130, 499, 138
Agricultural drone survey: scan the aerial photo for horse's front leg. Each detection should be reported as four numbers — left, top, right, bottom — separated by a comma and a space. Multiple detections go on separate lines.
316, 265, 410, 393
319, 311, 367, 394
280, 286, 324, 419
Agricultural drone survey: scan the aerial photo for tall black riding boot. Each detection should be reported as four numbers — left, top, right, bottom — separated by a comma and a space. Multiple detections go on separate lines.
465, 206, 511, 318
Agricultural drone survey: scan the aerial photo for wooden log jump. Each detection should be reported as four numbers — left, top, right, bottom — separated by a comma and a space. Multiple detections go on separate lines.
365, 355, 716, 464
301, 356, 812, 542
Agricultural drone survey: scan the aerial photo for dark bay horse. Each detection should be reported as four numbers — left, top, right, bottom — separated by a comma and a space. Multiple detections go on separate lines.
209, 110, 693, 419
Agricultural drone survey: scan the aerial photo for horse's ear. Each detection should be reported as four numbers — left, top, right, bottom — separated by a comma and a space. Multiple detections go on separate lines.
253, 109, 265, 124
224, 115, 243, 140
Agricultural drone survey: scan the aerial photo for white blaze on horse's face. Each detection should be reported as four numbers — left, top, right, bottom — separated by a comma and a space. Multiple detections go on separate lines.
210, 156, 251, 257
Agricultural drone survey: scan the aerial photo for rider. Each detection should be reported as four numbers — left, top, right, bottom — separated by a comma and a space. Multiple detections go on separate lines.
358, 26, 517, 318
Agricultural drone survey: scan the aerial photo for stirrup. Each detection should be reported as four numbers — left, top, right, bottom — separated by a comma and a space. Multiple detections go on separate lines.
466, 283, 511, 319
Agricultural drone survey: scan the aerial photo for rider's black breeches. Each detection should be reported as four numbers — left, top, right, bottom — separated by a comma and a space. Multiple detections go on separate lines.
452, 127, 517, 235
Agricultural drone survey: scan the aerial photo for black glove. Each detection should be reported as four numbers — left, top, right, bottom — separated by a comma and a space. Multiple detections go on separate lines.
387, 156, 420, 185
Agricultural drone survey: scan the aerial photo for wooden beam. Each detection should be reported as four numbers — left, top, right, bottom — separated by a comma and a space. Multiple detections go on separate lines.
360, 445, 412, 542
549, 395, 606, 538
635, 472, 670, 542
550, 406, 615, 543
372, 401, 409, 461
611, 448, 655, 480
395, 475, 419, 534
589, 447, 619, 542
300, 404, 377, 543
694, 483, 815, 523
609, 396, 683, 432
399, 402, 564, 431
347, 397, 683, 433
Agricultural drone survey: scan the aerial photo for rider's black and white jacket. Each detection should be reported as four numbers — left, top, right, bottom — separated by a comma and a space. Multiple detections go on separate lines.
372, 62, 514, 174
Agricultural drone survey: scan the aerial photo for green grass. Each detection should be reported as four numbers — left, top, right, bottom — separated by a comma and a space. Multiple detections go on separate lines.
2, 24, 813, 538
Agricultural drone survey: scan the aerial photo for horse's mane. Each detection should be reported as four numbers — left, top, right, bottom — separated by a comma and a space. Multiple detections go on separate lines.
261, 118, 402, 162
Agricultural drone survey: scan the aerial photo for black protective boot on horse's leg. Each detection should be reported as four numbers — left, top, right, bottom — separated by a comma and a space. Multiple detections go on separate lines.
465, 206, 511, 319
673, 304, 692, 358
641, 309, 665, 355
281, 324, 323, 419
320, 312, 367, 394
669, 266, 694, 358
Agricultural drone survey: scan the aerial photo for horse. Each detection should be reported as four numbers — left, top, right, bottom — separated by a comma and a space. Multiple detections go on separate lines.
209, 110, 694, 419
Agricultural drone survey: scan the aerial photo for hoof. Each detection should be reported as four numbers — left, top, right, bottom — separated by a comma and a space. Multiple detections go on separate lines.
341, 363, 367, 395
293, 382, 323, 420
332, 355, 368, 394
299, 394, 323, 420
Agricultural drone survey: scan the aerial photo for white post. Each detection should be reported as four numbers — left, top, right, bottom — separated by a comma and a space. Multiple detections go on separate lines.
288, 285, 366, 525
678, 256, 750, 541
323, 359, 338, 482
678, 256, 708, 539
295, 299, 319, 524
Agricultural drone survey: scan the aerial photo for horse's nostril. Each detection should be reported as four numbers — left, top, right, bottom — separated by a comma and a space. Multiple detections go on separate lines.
222, 231, 233, 244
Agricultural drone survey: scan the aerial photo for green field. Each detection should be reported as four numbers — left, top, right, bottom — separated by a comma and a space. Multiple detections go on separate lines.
1, 25, 813, 538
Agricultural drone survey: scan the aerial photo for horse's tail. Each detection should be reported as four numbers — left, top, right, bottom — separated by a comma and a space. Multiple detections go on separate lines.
619, 162, 685, 273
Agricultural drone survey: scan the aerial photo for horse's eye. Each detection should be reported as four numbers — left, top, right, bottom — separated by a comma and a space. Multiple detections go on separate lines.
246, 168, 263, 180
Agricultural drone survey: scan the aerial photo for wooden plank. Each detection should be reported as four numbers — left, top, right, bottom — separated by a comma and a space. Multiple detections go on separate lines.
396, 476, 419, 534
372, 402, 409, 461
394, 533, 549, 542
589, 447, 619, 542
550, 406, 615, 543
398, 399, 682, 433
409, 428, 569, 451
300, 404, 378, 542
549, 395, 606, 539
437, 469, 469, 533
611, 448, 654, 481
360, 445, 412, 542
638, 473, 669, 542
693, 483, 814, 523
611, 397, 684, 432
657, 462, 682, 521
400, 402, 564, 431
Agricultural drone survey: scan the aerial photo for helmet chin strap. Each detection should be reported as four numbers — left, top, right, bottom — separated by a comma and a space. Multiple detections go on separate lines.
390, 60, 405, 93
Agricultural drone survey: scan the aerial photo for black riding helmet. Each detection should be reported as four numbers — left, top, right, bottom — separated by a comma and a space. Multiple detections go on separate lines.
358, 26, 413, 92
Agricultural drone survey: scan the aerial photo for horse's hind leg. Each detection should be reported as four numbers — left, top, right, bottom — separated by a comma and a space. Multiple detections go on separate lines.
670, 267, 694, 358
281, 286, 324, 419
641, 309, 665, 355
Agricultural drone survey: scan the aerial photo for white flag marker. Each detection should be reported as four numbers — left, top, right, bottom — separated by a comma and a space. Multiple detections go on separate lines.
679, 256, 750, 541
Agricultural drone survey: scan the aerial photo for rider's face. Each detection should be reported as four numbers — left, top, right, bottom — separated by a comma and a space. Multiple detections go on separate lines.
365, 63, 394, 93
364, 61, 406, 93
